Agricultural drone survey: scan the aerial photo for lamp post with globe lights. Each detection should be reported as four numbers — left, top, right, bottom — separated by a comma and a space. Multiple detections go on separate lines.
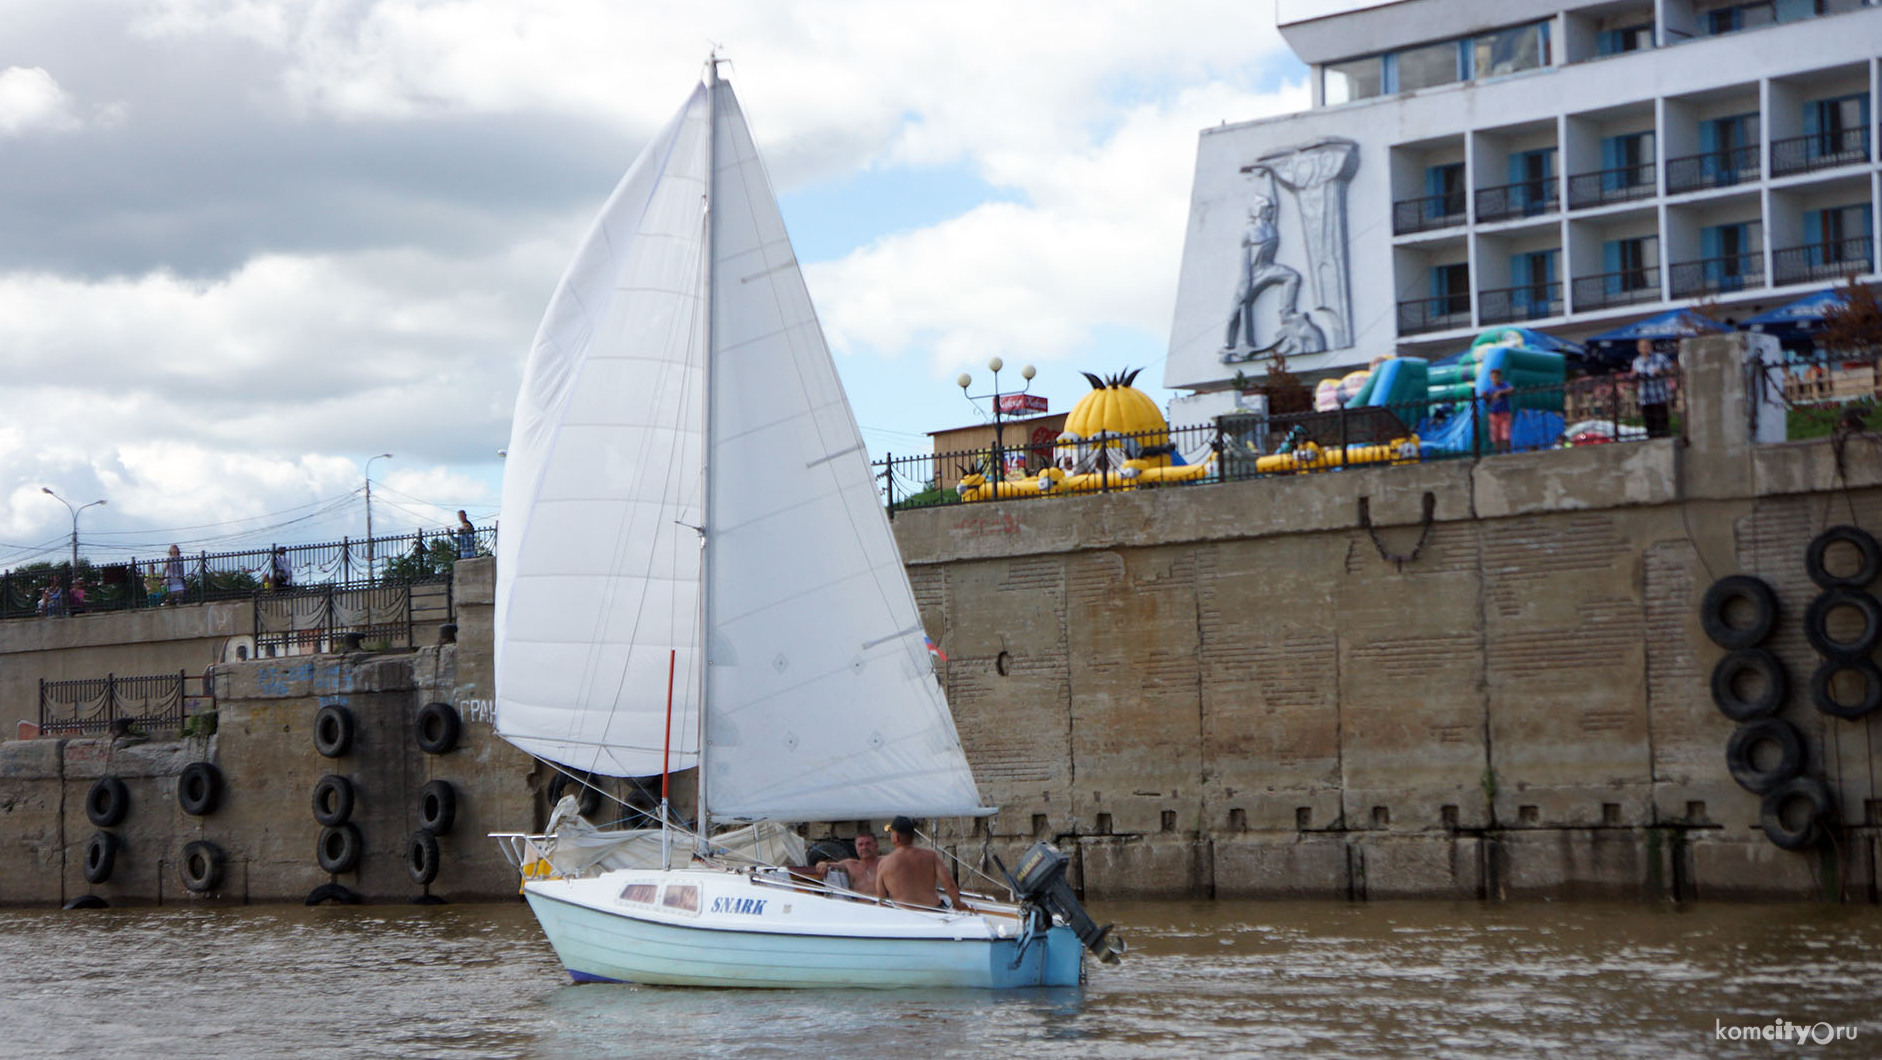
957, 357, 1038, 488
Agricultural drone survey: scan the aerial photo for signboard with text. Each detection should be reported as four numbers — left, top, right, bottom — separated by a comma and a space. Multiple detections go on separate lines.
996, 394, 1048, 414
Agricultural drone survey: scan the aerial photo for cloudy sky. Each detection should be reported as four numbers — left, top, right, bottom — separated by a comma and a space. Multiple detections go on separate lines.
0, 0, 1307, 568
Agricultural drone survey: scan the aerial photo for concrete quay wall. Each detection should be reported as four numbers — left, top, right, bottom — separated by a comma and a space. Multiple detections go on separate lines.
903, 335, 1882, 902
0, 599, 251, 736
0, 560, 554, 907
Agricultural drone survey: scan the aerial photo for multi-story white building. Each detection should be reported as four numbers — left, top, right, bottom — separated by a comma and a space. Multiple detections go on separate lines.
1165, 0, 1880, 394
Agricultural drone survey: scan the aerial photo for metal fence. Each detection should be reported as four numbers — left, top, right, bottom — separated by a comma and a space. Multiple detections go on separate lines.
878, 372, 1684, 514
251, 577, 453, 657
0, 524, 495, 623
38, 671, 213, 736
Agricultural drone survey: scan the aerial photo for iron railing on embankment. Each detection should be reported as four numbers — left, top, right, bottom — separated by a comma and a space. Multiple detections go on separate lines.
251, 575, 454, 658
877, 372, 1684, 515
0, 524, 495, 622
38, 671, 215, 737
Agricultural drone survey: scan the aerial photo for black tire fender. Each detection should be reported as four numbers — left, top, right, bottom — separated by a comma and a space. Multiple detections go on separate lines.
408, 827, 440, 886
64, 895, 109, 910
415, 702, 461, 755
549, 773, 603, 818
314, 704, 355, 758
304, 882, 360, 906
1699, 575, 1778, 648
1726, 717, 1805, 795
317, 823, 362, 874
311, 775, 355, 827
83, 831, 118, 884
1810, 658, 1882, 720
180, 840, 224, 893
418, 780, 457, 836
1804, 587, 1882, 660
86, 776, 129, 827
1805, 525, 1882, 590
1760, 776, 1837, 851
177, 762, 222, 816
1709, 649, 1786, 721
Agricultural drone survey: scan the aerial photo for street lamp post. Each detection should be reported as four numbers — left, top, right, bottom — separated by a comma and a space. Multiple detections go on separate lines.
41, 488, 106, 574
957, 357, 1037, 487
364, 453, 393, 582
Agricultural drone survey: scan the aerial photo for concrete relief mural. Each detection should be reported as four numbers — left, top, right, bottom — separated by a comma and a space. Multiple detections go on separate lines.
1220, 138, 1358, 365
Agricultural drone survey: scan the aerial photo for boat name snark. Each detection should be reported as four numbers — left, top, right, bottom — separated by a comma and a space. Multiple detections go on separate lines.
712, 897, 768, 916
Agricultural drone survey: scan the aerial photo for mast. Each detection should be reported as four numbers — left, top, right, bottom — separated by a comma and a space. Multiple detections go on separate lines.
694, 55, 720, 854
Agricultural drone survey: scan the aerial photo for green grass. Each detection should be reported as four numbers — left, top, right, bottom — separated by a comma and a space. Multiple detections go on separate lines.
1788, 400, 1882, 441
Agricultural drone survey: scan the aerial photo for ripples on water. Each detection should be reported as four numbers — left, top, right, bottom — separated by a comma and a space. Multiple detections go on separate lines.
3, 900, 1877, 1059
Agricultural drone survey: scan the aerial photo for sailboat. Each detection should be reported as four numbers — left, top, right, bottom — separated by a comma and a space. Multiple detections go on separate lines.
490, 61, 1121, 989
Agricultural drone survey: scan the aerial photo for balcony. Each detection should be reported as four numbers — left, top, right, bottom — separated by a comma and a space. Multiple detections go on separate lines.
1398, 294, 1472, 336
1573, 269, 1660, 312
1568, 163, 1656, 209
1665, 145, 1760, 194
1668, 253, 1765, 298
1392, 192, 1467, 235
1479, 282, 1563, 325
1772, 237, 1875, 286
1475, 181, 1559, 224
1771, 129, 1871, 178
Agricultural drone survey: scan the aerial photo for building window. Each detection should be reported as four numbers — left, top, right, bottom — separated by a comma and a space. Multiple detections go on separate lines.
1432, 263, 1471, 316
1511, 148, 1556, 213
1426, 163, 1465, 219
1808, 93, 1871, 159
1596, 23, 1654, 54
1701, 222, 1762, 289
1393, 39, 1464, 92
1511, 250, 1559, 316
1605, 235, 1660, 291
1471, 22, 1550, 79
1321, 20, 1550, 104
1601, 131, 1656, 190
1324, 56, 1383, 104
1806, 204, 1875, 261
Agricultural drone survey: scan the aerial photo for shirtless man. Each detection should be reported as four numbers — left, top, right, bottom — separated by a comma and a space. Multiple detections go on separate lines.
873, 816, 964, 911
809, 831, 882, 894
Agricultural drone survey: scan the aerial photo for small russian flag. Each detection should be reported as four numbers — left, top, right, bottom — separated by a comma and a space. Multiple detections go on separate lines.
923, 636, 948, 662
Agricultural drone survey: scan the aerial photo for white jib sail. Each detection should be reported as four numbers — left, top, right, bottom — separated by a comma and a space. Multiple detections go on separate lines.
495, 87, 711, 777
700, 82, 984, 822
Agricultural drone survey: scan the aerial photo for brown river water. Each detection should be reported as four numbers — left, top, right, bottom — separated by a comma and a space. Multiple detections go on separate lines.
2, 899, 1877, 1059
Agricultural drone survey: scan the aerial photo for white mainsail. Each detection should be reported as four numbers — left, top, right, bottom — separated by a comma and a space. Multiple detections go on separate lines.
497, 71, 984, 824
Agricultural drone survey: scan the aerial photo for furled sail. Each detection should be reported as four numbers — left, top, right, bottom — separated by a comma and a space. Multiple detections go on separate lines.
495, 86, 711, 777
699, 81, 983, 822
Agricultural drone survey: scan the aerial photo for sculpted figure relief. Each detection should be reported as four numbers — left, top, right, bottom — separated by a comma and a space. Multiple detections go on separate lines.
1220, 138, 1358, 365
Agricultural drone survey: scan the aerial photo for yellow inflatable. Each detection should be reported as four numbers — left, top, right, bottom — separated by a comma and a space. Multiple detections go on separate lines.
1029, 369, 1213, 497
1252, 436, 1422, 475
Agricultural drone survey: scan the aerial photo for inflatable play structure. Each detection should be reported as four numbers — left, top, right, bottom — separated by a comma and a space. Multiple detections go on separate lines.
956, 369, 1214, 502
1343, 328, 1568, 455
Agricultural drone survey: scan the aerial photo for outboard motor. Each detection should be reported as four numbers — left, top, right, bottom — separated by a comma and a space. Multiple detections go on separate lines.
1004, 842, 1124, 964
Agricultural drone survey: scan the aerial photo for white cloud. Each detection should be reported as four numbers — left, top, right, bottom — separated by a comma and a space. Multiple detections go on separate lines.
810, 78, 1311, 376
4, 0, 1310, 556
0, 66, 81, 136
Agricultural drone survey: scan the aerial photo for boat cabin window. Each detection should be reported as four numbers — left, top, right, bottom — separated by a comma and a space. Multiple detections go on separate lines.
618, 882, 658, 905
662, 884, 700, 913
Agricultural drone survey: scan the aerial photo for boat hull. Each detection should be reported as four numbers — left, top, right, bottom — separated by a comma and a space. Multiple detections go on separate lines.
523, 874, 1083, 989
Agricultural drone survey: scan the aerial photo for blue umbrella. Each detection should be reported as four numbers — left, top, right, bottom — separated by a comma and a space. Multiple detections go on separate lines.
1586, 308, 1731, 345
1585, 309, 1730, 367
1743, 289, 1848, 348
